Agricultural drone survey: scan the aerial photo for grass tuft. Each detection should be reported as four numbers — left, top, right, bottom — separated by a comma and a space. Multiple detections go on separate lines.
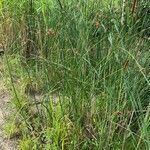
1, 0, 150, 149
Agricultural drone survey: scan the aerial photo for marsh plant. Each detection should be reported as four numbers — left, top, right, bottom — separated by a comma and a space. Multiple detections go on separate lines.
0, 0, 150, 149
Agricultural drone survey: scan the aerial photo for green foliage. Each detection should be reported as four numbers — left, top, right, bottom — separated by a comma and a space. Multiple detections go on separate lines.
1, 0, 150, 149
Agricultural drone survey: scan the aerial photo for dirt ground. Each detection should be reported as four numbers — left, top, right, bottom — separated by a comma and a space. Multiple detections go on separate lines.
0, 61, 17, 149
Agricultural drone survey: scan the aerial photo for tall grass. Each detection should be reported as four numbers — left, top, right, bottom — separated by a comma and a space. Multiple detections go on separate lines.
1, 0, 150, 149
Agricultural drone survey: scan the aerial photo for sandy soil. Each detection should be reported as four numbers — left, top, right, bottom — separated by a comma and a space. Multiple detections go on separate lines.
0, 74, 17, 149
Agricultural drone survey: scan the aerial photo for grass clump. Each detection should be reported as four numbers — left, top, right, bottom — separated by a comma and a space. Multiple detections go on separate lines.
0, 0, 150, 149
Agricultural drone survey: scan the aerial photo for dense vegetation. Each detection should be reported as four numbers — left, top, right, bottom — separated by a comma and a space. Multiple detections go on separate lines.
0, 0, 150, 149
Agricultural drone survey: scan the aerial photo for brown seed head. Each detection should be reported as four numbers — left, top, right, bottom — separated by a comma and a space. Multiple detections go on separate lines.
46, 29, 56, 37
95, 21, 100, 29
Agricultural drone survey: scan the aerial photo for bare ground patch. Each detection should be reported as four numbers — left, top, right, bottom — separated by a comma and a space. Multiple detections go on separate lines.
0, 78, 17, 150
